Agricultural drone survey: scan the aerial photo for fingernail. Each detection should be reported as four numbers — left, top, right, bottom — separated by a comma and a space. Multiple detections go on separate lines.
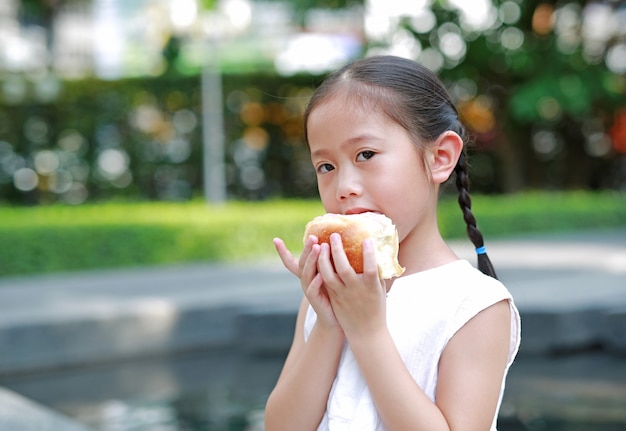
321, 242, 330, 255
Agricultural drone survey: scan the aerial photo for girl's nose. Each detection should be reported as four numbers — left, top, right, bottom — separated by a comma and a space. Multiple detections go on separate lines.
336, 169, 362, 201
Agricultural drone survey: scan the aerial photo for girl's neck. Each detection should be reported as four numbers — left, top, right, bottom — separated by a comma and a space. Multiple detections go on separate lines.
397, 224, 458, 276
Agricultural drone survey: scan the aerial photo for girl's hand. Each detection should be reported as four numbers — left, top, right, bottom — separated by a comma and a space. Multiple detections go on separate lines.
273, 237, 340, 330
272, 237, 301, 277
317, 233, 387, 339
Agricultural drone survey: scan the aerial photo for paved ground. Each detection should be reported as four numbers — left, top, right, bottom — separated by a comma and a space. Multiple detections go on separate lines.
0, 228, 625, 374
0, 228, 625, 429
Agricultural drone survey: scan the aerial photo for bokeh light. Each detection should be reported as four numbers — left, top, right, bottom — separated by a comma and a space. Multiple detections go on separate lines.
409, 9, 436, 34
500, 27, 524, 51
240, 102, 265, 126
172, 109, 197, 134
58, 130, 87, 154
48, 170, 74, 194
459, 96, 496, 135
242, 127, 269, 151
449, 0, 498, 32
499, 1, 521, 25
165, 137, 192, 163
533, 129, 564, 161
33, 150, 60, 176
24, 116, 49, 144
97, 148, 130, 182
554, 3, 581, 54
420, 47, 444, 72
437, 23, 466, 63
63, 181, 89, 205
13, 167, 38, 191
610, 109, 626, 154
606, 43, 626, 74
532, 4, 554, 36
536, 97, 562, 121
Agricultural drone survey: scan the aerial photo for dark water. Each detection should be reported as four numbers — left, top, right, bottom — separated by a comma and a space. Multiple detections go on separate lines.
499, 419, 626, 431
1, 348, 278, 430
1, 349, 625, 431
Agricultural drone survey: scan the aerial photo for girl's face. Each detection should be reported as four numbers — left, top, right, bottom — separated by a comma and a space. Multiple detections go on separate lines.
306, 94, 438, 245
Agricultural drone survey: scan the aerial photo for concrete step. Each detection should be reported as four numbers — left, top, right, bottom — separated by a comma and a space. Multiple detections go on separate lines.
0, 230, 625, 377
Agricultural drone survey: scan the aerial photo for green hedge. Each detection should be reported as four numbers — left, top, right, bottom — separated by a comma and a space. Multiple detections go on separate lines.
437, 190, 626, 239
0, 199, 324, 276
0, 191, 624, 277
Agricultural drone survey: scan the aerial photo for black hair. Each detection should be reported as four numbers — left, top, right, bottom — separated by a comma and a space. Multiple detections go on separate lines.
303, 55, 498, 279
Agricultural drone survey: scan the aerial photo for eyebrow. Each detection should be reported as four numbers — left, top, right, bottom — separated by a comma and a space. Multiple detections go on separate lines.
310, 134, 383, 158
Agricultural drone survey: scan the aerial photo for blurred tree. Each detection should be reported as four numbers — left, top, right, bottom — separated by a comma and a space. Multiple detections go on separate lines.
2, 0, 624, 206
198, 0, 217, 9
392, 0, 625, 192
19, 0, 58, 55
266, 0, 364, 26
162, 35, 183, 77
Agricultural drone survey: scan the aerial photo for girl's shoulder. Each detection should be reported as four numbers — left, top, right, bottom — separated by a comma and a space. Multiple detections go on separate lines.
390, 259, 514, 312
395, 259, 504, 289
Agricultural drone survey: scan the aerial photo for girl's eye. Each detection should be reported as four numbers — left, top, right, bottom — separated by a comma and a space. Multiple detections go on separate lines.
357, 150, 375, 161
317, 163, 335, 174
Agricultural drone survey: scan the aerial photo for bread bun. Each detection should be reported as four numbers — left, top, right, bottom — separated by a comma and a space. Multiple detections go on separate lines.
303, 213, 405, 279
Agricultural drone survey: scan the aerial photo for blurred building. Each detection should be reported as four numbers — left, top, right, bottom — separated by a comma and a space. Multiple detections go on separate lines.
0, 0, 364, 80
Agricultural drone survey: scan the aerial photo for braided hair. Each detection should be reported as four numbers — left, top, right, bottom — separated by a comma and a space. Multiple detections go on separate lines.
303, 55, 498, 279
454, 148, 497, 278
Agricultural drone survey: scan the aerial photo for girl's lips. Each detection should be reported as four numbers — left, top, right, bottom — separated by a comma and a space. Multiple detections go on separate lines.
344, 208, 379, 215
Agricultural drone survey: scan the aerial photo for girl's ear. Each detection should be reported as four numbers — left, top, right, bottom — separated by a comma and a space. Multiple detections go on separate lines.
428, 131, 464, 184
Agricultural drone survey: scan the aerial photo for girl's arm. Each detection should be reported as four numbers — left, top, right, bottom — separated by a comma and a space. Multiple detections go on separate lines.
265, 237, 345, 431
264, 297, 344, 431
349, 300, 511, 431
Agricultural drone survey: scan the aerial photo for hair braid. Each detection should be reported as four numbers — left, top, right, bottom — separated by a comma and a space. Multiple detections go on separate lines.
454, 149, 498, 279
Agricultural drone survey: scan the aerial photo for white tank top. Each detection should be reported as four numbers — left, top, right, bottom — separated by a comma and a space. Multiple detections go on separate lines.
304, 259, 521, 431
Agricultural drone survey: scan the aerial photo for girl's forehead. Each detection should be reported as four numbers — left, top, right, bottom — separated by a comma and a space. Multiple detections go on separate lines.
309, 90, 384, 121
307, 100, 408, 150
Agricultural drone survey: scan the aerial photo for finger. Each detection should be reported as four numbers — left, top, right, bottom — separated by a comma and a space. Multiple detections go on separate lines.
329, 233, 355, 279
362, 238, 382, 285
298, 235, 319, 270
301, 243, 321, 285
273, 238, 299, 276
318, 241, 343, 288
306, 272, 324, 296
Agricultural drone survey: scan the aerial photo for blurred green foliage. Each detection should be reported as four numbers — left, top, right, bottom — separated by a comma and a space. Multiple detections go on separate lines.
0, 72, 323, 204
0, 191, 623, 277
1, 0, 625, 206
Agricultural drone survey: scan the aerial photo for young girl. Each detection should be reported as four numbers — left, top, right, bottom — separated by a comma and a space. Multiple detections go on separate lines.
266, 55, 521, 431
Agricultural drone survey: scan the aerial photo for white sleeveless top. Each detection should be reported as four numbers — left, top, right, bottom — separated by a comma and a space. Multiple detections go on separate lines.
304, 259, 521, 431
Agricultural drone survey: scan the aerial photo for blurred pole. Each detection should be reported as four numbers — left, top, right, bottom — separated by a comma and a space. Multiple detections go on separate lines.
201, 38, 226, 204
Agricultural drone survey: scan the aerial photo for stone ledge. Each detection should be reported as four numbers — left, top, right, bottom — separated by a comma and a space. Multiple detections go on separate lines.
236, 308, 297, 355
2, 302, 625, 377
0, 387, 94, 431
0, 305, 242, 376
518, 307, 626, 356
605, 307, 626, 354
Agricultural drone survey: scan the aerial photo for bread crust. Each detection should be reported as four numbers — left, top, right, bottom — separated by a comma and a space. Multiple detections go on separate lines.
303, 213, 404, 279
304, 216, 369, 273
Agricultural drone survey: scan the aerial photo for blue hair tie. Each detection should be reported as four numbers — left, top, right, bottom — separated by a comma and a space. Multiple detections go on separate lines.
476, 246, 487, 255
